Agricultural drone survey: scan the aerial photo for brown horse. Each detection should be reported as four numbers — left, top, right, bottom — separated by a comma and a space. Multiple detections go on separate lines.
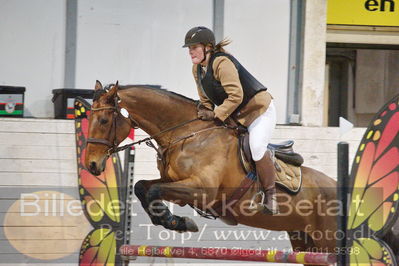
85, 81, 338, 253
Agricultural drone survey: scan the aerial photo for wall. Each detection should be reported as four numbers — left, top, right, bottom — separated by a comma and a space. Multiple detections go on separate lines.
0, 1, 292, 123
0, 118, 89, 263
0, 0, 66, 118
75, 0, 291, 123
74, 0, 212, 100
223, 0, 291, 123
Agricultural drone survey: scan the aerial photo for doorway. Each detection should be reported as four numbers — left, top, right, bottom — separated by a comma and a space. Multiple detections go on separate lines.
326, 46, 399, 127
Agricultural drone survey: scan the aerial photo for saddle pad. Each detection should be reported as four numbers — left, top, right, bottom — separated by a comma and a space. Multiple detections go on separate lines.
274, 158, 302, 194
239, 147, 302, 194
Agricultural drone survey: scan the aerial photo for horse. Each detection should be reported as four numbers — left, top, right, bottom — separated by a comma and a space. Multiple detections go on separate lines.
85, 81, 339, 254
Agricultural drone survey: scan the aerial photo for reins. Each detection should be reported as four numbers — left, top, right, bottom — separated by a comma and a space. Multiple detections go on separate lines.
112, 117, 203, 153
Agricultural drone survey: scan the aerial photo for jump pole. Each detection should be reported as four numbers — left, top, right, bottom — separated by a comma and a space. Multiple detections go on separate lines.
120, 245, 336, 265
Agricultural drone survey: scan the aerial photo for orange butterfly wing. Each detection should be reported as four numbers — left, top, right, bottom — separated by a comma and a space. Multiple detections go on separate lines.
74, 97, 125, 266
346, 94, 399, 265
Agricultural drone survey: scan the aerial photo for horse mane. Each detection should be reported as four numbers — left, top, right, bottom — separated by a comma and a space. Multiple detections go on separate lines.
94, 83, 198, 107
116, 84, 198, 106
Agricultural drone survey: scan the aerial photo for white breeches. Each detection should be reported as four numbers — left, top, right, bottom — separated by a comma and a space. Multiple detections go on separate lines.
248, 100, 277, 161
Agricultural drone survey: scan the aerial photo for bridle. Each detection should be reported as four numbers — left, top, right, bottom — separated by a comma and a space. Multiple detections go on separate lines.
86, 92, 201, 157
86, 94, 139, 156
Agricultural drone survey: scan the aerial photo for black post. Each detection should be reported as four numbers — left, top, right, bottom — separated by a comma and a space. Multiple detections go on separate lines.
337, 142, 349, 266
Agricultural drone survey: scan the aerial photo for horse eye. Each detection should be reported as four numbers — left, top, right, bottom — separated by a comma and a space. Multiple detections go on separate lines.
99, 118, 108, 125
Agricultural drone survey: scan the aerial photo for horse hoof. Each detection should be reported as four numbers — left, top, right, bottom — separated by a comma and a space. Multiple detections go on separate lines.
183, 217, 199, 232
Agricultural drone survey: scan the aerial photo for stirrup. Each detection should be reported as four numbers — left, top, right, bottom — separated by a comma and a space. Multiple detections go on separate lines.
248, 190, 265, 210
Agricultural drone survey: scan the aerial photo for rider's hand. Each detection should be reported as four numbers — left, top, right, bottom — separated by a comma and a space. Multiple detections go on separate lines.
223, 117, 238, 128
214, 116, 238, 129
197, 109, 215, 121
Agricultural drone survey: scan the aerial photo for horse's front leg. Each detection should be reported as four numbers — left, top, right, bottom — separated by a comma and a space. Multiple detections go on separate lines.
134, 179, 166, 226
146, 178, 206, 233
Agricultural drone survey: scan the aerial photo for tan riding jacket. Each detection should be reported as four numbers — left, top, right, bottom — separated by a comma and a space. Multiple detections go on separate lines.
192, 55, 273, 127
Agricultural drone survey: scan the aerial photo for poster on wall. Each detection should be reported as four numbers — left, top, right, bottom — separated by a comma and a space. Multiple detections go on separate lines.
327, 0, 399, 26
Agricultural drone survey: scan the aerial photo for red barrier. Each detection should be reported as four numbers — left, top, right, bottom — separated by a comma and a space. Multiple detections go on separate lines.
120, 245, 336, 265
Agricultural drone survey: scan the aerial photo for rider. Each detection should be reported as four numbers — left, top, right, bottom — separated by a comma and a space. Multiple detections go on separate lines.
183, 26, 279, 215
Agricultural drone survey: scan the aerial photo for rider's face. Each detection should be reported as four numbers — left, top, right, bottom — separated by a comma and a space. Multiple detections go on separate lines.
188, 44, 205, 64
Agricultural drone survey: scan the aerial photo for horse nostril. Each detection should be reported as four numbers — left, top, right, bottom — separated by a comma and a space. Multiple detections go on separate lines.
89, 161, 97, 172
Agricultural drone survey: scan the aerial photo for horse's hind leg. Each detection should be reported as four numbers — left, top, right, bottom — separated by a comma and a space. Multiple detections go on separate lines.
146, 178, 206, 233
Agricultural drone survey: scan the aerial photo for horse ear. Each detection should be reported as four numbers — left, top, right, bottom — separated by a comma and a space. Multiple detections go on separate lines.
113, 81, 119, 91
107, 81, 119, 98
95, 80, 103, 91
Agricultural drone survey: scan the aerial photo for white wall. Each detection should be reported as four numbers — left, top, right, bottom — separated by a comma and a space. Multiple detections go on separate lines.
75, 0, 213, 100
224, 0, 291, 123
0, 0, 66, 118
0, 1, 292, 121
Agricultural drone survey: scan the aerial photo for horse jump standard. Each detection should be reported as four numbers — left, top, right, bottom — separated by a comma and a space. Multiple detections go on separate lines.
120, 245, 336, 265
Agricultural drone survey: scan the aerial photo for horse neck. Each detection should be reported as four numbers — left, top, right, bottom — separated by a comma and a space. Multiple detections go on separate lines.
119, 88, 198, 146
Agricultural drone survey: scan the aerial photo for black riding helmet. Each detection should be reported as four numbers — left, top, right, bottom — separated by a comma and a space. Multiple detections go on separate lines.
183, 26, 215, 48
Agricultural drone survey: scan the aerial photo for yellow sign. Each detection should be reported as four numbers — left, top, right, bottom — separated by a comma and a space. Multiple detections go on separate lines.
327, 0, 399, 26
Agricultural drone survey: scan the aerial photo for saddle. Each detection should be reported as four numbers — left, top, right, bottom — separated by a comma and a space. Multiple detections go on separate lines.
239, 132, 303, 194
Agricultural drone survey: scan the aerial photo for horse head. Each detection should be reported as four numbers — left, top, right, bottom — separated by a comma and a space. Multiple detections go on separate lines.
85, 80, 132, 175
